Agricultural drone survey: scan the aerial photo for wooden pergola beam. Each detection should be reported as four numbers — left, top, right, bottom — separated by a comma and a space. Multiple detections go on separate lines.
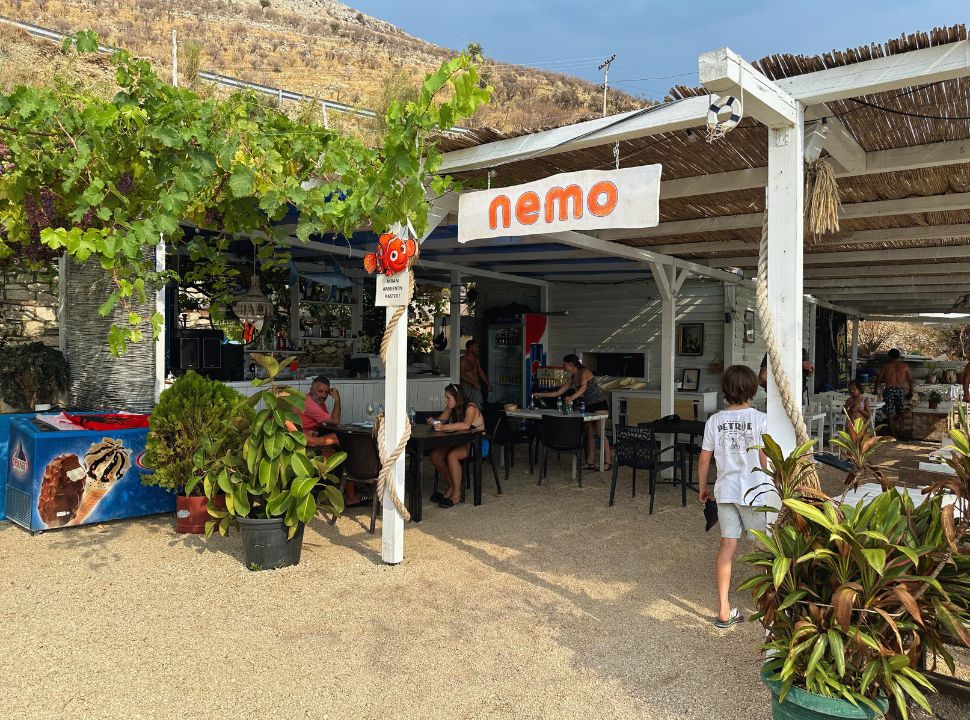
699, 47, 798, 128
806, 261, 970, 278
808, 274, 970, 288
813, 285, 970, 297
709, 245, 970, 267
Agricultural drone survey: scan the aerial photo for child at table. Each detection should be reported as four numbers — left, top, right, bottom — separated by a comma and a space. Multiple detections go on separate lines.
697, 365, 768, 629
843, 380, 871, 424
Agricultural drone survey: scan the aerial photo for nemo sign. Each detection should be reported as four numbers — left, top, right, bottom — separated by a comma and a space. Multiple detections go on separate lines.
457, 165, 661, 243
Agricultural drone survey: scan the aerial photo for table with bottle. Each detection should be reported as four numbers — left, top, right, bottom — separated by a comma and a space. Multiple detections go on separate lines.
506, 397, 608, 473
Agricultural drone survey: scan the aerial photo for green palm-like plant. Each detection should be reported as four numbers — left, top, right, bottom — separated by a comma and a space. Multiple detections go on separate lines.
830, 415, 895, 490
198, 354, 345, 539
742, 417, 970, 719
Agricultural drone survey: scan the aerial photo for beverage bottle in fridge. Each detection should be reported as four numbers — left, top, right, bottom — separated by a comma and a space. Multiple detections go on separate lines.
579, 399, 585, 415
556, 397, 562, 413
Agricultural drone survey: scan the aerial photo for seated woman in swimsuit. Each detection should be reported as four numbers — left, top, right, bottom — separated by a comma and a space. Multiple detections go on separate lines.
428, 384, 484, 508
843, 380, 872, 424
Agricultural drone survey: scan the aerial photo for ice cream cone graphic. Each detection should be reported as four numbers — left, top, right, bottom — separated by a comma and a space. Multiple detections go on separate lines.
68, 438, 132, 526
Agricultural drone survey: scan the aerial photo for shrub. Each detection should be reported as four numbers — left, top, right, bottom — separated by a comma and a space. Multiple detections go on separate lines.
0, 341, 69, 409
143, 371, 249, 494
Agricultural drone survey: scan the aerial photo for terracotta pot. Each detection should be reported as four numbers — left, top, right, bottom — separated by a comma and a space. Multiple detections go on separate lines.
175, 494, 225, 534
929, 402, 940, 410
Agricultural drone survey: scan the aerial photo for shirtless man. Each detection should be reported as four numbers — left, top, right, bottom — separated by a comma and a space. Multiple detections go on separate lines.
459, 339, 492, 407
872, 349, 913, 438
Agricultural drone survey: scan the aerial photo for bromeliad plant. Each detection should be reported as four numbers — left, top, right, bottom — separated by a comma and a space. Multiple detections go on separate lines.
198, 354, 345, 538
742, 416, 970, 719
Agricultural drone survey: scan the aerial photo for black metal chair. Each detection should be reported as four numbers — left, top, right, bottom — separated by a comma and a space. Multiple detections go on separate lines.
482, 404, 533, 482
537, 414, 585, 487
612, 425, 685, 513
333, 430, 381, 533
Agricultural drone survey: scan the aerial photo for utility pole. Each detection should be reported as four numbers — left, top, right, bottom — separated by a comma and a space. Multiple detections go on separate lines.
171, 29, 178, 87
598, 54, 616, 117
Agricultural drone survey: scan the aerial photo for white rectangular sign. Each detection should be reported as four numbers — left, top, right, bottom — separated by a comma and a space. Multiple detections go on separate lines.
457, 165, 662, 243
376, 272, 408, 307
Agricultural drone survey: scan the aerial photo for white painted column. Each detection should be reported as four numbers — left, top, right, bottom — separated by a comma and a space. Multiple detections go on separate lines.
450, 270, 461, 381
850, 318, 859, 382
651, 263, 685, 478
765, 105, 805, 454
807, 301, 817, 401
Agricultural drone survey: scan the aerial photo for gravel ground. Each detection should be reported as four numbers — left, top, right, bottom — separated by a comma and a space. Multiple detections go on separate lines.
1, 453, 967, 720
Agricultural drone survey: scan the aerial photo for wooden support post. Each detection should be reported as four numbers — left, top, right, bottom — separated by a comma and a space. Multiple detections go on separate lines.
850, 319, 859, 382
450, 270, 461, 381
652, 263, 687, 476
766, 105, 805, 454
723, 284, 736, 368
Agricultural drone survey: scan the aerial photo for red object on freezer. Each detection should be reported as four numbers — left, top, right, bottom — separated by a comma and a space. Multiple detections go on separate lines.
63, 413, 151, 430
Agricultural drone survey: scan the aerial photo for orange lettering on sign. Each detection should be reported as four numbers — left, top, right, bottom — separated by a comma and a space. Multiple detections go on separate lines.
544, 185, 583, 223
488, 195, 512, 230
587, 181, 618, 217
515, 191, 540, 225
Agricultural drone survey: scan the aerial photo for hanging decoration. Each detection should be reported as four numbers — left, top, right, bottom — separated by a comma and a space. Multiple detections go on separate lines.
706, 94, 743, 142
363, 232, 418, 276
233, 273, 269, 344
805, 159, 842, 236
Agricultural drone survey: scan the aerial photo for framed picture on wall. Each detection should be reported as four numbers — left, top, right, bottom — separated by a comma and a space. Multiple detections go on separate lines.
744, 309, 756, 343
681, 368, 700, 391
677, 323, 704, 356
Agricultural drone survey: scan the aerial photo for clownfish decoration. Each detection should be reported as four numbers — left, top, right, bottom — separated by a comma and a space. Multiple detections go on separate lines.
364, 233, 417, 276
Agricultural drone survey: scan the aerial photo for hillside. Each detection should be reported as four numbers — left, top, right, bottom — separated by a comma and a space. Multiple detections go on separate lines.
1, 0, 644, 131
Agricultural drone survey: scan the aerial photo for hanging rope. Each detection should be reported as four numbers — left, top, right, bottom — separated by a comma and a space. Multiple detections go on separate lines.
371, 240, 419, 522
805, 159, 841, 236
756, 207, 821, 491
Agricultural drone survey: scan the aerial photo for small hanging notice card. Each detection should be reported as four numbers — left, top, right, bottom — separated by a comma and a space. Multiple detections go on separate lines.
376, 273, 408, 307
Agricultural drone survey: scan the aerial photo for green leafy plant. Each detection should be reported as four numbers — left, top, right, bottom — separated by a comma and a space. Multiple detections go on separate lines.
142, 371, 249, 494
742, 417, 970, 719
0, 341, 69, 409
199, 353, 345, 538
0, 32, 490, 354
927, 389, 943, 405
830, 416, 895, 490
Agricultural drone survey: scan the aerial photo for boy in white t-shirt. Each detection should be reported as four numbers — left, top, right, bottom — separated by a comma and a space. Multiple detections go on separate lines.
698, 365, 768, 628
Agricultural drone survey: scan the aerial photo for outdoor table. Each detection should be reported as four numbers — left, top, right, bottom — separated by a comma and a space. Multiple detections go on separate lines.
337, 423, 483, 523
506, 409, 608, 472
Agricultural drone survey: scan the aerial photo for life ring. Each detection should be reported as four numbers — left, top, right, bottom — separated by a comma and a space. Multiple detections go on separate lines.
707, 95, 742, 132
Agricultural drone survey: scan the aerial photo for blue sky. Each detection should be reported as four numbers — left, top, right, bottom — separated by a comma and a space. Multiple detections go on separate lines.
349, 1, 965, 99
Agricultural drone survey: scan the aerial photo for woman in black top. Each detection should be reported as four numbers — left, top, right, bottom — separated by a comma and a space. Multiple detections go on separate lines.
428, 384, 484, 508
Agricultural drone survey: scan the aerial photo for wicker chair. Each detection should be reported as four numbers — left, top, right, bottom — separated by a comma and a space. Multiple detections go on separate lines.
537, 414, 585, 487
333, 430, 381, 533
612, 425, 684, 513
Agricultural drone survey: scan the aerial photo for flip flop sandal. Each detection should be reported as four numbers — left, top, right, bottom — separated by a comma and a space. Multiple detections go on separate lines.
713, 608, 744, 629
437, 498, 455, 508
430, 491, 445, 503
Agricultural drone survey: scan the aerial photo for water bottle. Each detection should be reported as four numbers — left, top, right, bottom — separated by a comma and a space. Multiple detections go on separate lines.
556, 397, 563, 413
579, 399, 586, 415
408, 406, 416, 425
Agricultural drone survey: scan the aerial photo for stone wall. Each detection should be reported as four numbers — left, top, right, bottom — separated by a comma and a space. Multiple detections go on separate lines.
0, 266, 60, 346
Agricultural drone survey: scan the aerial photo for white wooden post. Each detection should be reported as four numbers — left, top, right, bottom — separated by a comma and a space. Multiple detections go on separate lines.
807, 300, 817, 401
765, 105, 805, 454
651, 263, 687, 476
450, 270, 461, 380
850, 318, 859, 382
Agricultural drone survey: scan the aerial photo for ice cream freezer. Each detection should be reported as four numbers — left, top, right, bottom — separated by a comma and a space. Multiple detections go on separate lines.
4, 415, 174, 532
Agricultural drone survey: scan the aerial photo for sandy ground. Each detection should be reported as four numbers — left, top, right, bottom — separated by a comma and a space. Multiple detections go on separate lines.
1, 451, 968, 720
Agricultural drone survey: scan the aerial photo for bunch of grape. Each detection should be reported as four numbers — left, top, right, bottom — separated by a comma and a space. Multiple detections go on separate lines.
0, 143, 14, 176
116, 171, 133, 195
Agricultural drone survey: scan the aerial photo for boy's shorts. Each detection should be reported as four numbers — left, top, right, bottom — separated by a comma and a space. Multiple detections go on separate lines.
718, 503, 767, 539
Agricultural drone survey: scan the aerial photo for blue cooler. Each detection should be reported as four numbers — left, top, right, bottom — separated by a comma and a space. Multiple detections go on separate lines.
0, 413, 37, 521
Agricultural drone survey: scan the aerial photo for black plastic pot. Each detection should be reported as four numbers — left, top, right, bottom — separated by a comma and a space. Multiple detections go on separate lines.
237, 516, 304, 570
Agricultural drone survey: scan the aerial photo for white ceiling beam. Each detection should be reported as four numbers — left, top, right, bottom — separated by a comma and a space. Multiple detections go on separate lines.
540, 230, 744, 284
280, 236, 549, 287
424, 249, 598, 264
807, 261, 970, 278
709, 245, 970, 267
543, 273, 654, 284
813, 285, 970, 297
661, 139, 970, 199
804, 105, 867, 173
603, 192, 970, 242
658, 223, 970, 256
808, 274, 970, 288
776, 40, 970, 105
481, 261, 643, 274
438, 96, 710, 174
863, 314, 970, 323
699, 47, 797, 128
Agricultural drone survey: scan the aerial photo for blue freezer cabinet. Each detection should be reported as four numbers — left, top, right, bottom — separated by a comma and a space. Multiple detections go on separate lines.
5, 417, 174, 531
0, 413, 37, 521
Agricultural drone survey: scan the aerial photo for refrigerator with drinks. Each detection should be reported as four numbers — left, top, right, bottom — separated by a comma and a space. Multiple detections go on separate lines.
486, 313, 550, 407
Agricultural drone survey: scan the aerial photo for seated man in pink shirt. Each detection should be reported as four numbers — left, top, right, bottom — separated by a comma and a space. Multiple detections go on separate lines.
300, 376, 362, 506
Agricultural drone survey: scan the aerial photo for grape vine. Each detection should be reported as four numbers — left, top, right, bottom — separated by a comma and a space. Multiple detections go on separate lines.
0, 31, 489, 354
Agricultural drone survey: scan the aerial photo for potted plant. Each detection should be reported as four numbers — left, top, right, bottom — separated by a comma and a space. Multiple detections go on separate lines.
142, 371, 250, 533
0, 341, 69, 410
927, 389, 943, 410
742, 416, 970, 720
199, 354, 345, 570
924, 362, 939, 385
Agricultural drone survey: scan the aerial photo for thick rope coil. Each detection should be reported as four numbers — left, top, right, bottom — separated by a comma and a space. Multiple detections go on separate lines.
371, 244, 420, 522
756, 207, 821, 491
